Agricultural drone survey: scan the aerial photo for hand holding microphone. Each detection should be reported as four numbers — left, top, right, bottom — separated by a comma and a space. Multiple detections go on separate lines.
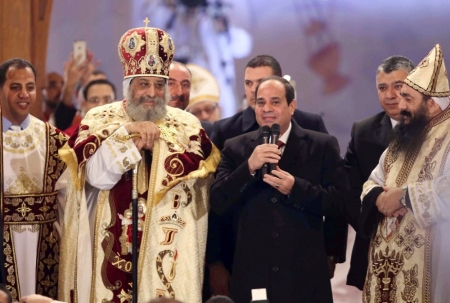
269, 124, 280, 173
261, 126, 270, 176
247, 125, 281, 175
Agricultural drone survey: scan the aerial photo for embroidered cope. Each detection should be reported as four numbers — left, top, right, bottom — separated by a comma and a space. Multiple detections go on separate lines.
2, 116, 68, 300
58, 101, 220, 303
361, 107, 450, 303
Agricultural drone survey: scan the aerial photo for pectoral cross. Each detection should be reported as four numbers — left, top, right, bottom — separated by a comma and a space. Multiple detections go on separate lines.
143, 17, 150, 28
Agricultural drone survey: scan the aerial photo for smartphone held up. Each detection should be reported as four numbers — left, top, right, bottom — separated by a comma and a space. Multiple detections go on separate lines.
73, 40, 87, 66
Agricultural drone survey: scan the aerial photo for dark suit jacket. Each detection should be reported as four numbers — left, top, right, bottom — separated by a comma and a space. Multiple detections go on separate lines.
207, 106, 347, 273
344, 111, 392, 289
201, 121, 213, 137
210, 121, 348, 303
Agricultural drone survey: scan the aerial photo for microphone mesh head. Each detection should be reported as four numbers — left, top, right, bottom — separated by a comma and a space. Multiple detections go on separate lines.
271, 123, 280, 135
261, 125, 271, 136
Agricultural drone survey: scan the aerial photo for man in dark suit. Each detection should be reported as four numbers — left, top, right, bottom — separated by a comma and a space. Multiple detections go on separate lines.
344, 55, 415, 290
206, 55, 347, 298
211, 56, 327, 151
211, 76, 347, 303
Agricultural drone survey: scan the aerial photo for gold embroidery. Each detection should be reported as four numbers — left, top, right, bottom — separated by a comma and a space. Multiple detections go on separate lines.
394, 221, 425, 260
4, 228, 20, 300
3, 192, 57, 224
372, 246, 404, 303
3, 118, 45, 154
156, 250, 177, 298
159, 213, 186, 229
111, 254, 133, 273
180, 183, 192, 207
157, 117, 189, 152
160, 227, 179, 245
417, 134, 446, 182
362, 267, 372, 303
117, 288, 132, 303
16, 201, 32, 217
123, 31, 145, 57
401, 264, 419, 303
11, 224, 40, 233
36, 223, 59, 298
5, 169, 41, 194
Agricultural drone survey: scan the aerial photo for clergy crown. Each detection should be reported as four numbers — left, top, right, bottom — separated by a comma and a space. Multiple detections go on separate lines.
118, 18, 175, 79
185, 63, 220, 110
404, 44, 450, 97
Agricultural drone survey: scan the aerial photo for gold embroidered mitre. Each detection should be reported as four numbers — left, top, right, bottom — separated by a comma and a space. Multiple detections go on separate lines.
118, 21, 175, 79
404, 44, 450, 97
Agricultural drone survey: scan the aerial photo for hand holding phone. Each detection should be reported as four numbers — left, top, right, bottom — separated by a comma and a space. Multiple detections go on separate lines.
73, 40, 87, 66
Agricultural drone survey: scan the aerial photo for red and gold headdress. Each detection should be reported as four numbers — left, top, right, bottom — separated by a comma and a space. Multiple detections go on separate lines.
118, 18, 175, 79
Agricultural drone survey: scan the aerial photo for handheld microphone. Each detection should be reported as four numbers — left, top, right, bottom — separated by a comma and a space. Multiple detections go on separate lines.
261, 125, 271, 176
270, 123, 280, 172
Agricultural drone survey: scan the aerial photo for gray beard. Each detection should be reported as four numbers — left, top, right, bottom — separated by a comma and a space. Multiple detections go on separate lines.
125, 90, 168, 122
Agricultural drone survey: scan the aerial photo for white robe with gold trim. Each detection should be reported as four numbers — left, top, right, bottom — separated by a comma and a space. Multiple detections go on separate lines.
362, 109, 450, 303
2, 116, 68, 299
58, 102, 220, 303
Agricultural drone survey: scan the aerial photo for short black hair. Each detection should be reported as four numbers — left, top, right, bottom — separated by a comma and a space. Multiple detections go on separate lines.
0, 284, 12, 303
0, 58, 36, 88
255, 75, 295, 105
376, 55, 415, 75
83, 79, 116, 100
205, 295, 235, 303
92, 70, 106, 76
246, 55, 282, 77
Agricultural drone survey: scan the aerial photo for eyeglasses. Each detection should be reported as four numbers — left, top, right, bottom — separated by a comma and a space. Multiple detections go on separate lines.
189, 104, 218, 117
86, 96, 113, 104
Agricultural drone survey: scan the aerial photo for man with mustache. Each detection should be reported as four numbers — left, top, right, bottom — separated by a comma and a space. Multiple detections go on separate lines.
57, 24, 220, 303
210, 76, 347, 303
167, 61, 213, 135
0, 58, 69, 301
206, 55, 347, 299
360, 44, 450, 303
344, 56, 414, 295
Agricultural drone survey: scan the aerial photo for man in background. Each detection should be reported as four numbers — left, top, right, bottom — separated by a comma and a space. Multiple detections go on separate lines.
360, 44, 450, 303
54, 51, 103, 131
42, 72, 64, 122
185, 63, 221, 123
342, 56, 414, 298
168, 61, 213, 135
62, 78, 116, 136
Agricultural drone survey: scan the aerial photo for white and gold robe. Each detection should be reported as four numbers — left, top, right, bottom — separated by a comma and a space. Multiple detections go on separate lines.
2, 116, 68, 300
361, 107, 450, 303
58, 101, 220, 303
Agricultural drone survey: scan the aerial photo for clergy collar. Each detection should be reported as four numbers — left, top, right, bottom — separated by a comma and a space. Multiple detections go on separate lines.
2, 115, 31, 132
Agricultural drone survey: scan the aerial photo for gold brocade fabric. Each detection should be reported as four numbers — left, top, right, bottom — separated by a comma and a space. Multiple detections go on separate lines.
58, 102, 220, 303
2, 117, 68, 300
363, 107, 450, 303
